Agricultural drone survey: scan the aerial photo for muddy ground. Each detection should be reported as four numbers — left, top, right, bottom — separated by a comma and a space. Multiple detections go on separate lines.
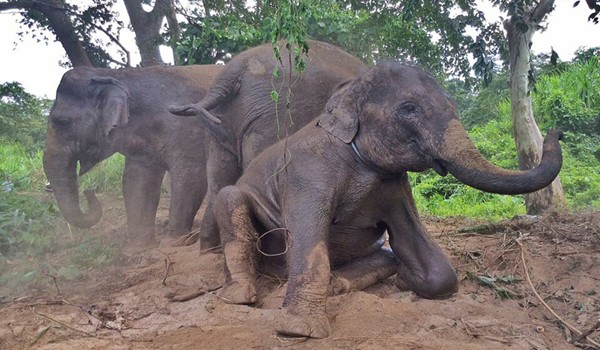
1, 194, 599, 350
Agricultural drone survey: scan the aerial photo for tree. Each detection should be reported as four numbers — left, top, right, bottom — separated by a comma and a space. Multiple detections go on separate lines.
123, 0, 179, 66
499, 0, 567, 214
1, 0, 179, 68
0, 0, 95, 67
0, 82, 51, 151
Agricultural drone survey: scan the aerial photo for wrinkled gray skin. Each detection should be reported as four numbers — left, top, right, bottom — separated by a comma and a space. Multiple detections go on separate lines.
169, 40, 367, 249
213, 62, 564, 338
43, 65, 222, 241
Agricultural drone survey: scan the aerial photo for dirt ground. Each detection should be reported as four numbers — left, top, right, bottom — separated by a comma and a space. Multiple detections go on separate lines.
1, 195, 599, 350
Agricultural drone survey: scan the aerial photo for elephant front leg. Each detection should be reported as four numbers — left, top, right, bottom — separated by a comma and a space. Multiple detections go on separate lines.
123, 158, 165, 243
386, 178, 458, 299
215, 186, 259, 304
276, 206, 332, 339
200, 141, 242, 250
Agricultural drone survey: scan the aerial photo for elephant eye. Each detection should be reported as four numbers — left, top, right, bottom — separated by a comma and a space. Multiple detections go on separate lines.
396, 102, 420, 118
52, 116, 72, 128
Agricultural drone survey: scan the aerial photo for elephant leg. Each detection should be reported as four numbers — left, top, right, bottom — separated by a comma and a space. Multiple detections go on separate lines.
123, 158, 164, 243
329, 247, 399, 296
214, 186, 258, 304
166, 165, 207, 236
276, 206, 332, 339
200, 141, 241, 250
386, 178, 458, 299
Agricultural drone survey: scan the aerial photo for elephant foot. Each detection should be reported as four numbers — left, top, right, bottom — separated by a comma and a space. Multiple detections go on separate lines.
275, 309, 331, 339
200, 235, 222, 253
219, 277, 257, 304
127, 226, 157, 248
394, 268, 458, 300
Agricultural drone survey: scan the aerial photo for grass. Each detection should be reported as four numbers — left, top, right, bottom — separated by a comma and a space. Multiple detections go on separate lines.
0, 144, 126, 294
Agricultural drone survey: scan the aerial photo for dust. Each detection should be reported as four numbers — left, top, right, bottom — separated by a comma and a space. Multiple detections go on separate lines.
1, 196, 598, 350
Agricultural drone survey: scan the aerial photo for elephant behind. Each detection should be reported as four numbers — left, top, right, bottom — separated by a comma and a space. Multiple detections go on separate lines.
43, 65, 222, 242
170, 40, 368, 248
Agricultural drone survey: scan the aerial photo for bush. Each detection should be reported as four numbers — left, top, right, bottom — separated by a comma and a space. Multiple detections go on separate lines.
533, 57, 600, 135
0, 143, 45, 191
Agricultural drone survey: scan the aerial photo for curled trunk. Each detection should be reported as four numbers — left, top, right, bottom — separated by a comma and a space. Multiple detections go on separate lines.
439, 120, 563, 195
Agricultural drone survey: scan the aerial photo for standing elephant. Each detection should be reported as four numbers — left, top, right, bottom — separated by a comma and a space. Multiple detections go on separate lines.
212, 62, 564, 338
169, 40, 367, 249
43, 65, 222, 241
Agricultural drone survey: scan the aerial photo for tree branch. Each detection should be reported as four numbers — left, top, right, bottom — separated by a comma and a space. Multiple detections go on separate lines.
530, 0, 555, 24
0, 0, 35, 12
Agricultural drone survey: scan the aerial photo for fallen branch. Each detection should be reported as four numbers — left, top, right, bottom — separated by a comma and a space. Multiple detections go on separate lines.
30, 326, 51, 346
166, 285, 222, 302
33, 309, 95, 337
516, 238, 600, 349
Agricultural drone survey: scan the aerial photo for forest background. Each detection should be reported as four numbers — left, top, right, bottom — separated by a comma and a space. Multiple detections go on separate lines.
0, 0, 599, 285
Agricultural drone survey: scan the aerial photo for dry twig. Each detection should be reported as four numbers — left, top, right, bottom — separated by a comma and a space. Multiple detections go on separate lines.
45, 273, 61, 296
157, 249, 175, 285
166, 285, 222, 302
516, 237, 600, 349
33, 308, 95, 337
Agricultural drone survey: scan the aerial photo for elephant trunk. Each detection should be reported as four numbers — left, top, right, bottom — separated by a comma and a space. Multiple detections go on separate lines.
43, 134, 102, 228
438, 120, 563, 195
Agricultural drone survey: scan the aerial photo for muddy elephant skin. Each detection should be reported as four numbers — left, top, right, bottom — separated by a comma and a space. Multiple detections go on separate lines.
213, 62, 564, 338
169, 40, 368, 249
43, 65, 222, 240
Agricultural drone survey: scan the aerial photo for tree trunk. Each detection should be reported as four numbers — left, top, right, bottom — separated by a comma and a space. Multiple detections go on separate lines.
504, 0, 566, 215
123, 0, 179, 67
0, 0, 92, 67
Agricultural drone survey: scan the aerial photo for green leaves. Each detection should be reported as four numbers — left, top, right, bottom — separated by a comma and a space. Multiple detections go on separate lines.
467, 272, 523, 299
0, 82, 51, 153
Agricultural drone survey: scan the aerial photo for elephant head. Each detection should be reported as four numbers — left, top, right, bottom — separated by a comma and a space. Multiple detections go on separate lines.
319, 62, 563, 194
43, 69, 130, 228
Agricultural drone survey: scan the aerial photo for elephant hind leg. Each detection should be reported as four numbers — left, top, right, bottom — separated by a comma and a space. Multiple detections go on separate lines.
329, 247, 399, 296
215, 185, 259, 304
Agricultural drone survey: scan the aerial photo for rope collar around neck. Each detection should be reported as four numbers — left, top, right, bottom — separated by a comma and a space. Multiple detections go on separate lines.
350, 140, 400, 179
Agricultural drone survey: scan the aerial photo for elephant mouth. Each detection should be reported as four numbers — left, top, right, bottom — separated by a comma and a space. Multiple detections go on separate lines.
430, 158, 448, 177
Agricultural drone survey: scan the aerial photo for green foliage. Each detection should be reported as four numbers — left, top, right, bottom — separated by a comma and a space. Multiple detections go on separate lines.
558, 133, 600, 210
0, 82, 51, 153
174, 0, 502, 81
176, 14, 262, 65
0, 144, 45, 191
447, 74, 511, 129
0, 191, 59, 257
79, 154, 125, 196
410, 113, 526, 220
532, 57, 600, 134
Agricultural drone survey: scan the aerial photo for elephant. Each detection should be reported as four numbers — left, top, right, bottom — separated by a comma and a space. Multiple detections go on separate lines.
169, 40, 368, 249
43, 64, 222, 241
211, 62, 564, 338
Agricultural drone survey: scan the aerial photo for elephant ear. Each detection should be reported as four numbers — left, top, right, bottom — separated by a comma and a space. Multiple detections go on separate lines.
91, 77, 130, 136
318, 79, 366, 144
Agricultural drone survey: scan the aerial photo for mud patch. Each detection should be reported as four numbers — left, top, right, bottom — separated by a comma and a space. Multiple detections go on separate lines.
1, 199, 598, 349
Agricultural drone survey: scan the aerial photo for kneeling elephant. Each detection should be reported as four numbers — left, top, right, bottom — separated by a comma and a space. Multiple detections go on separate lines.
213, 62, 564, 338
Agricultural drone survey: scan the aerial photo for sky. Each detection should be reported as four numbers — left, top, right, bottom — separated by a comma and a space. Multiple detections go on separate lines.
0, 1, 599, 99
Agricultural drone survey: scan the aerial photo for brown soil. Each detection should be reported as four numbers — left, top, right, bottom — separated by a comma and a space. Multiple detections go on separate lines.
1, 195, 599, 350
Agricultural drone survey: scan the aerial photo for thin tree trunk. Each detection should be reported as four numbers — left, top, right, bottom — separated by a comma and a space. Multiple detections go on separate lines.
504, 0, 566, 214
